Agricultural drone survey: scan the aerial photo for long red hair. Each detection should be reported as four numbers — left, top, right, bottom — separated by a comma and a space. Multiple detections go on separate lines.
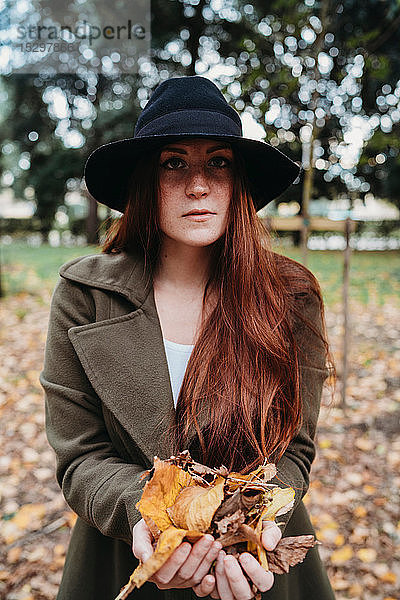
101, 144, 336, 474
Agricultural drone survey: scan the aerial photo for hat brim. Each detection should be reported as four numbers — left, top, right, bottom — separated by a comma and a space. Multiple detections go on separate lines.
84, 133, 301, 213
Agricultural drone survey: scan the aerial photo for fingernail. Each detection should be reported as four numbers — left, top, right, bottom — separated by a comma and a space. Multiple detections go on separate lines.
213, 541, 222, 551
262, 520, 276, 530
224, 555, 235, 563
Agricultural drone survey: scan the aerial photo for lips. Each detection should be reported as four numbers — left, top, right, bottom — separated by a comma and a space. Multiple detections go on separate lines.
183, 210, 215, 216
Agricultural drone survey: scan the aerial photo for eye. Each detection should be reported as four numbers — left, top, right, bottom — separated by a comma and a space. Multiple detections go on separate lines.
209, 155, 232, 168
160, 157, 185, 169
160, 154, 232, 170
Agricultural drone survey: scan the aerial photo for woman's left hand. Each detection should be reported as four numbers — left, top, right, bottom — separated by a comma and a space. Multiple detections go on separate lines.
208, 521, 282, 599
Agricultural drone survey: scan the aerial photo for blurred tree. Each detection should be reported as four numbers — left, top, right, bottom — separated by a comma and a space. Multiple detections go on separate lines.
1, 0, 399, 245
359, 123, 400, 209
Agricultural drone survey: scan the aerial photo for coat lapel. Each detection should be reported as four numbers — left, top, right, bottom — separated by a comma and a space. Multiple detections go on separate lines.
59, 249, 210, 465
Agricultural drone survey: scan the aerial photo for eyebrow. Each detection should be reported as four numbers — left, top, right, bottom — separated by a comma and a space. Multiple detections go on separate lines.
161, 144, 232, 154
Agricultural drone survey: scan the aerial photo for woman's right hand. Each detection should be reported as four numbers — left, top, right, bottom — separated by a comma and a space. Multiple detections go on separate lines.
132, 518, 222, 596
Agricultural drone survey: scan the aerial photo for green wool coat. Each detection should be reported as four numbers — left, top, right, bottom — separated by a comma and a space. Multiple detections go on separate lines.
39, 248, 336, 600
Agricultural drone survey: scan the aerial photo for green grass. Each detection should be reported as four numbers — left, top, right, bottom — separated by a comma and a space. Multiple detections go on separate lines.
279, 248, 400, 305
277, 247, 400, 306
1, 243, 399, 307
0, 243, 100, 297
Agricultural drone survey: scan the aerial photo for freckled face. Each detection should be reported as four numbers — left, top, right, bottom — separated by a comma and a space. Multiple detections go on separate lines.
157, 138, 234, 247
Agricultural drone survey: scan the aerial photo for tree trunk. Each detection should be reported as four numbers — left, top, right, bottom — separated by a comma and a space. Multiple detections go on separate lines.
185, 0, 207, 75
300, 0, 330, 265
86, 194, 99, 245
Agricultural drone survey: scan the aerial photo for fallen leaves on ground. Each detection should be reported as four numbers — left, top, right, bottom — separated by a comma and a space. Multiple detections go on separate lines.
0, 290, 399, 600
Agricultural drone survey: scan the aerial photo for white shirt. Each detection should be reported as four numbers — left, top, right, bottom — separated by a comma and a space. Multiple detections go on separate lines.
163, 338, 194, 408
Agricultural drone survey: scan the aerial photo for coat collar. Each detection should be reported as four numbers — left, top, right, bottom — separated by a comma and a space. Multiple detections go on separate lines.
59, 249, 208, 465
58, 248, 154, 310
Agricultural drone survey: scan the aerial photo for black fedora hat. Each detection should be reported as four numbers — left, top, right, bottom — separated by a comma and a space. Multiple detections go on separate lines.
84, 75, 301, 213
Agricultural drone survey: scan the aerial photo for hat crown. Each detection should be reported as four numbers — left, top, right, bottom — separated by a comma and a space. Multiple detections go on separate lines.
134, 75, 242, 137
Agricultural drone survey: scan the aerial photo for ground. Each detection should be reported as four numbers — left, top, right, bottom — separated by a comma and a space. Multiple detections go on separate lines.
0, 251, 399, 600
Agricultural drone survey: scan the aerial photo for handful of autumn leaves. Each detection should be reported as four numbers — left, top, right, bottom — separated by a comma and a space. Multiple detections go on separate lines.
115, 450, 319, 600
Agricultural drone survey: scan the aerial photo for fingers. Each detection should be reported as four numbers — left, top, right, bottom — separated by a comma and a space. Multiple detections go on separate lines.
175, 534, 215, 581
210, 586, 221, 600
214, 550, 235, 600
238, 553, 274, 593
189, 537, 223, 584
132, 519, 154, 562
192, 574, 217, 598
261, 521, 282, 551
223, 554, 254, 599
152, 542, 192, 586
191, 537, 222, 597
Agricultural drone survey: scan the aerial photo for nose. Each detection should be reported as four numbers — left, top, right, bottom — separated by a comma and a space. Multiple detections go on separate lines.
185, 165, 210, 199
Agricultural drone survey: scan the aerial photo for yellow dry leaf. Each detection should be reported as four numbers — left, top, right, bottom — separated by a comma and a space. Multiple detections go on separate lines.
259, 487, 295, 520
167, 480, 225, 531
7, 547, 21, 563
330, 545, 353, 565
116, 525, 206, 599
353, 505, 367, 518
324, 449, 342, 461
129, 526, 189, 588
255, 516, 269, 571
380, 572, 397, 584
357, 548, 377, 563
53, 544, 65, 557
136, 457, 195, 532
318, 438, 332, 449
227, 464, 277, 492
63, 511, 78, 528
348, 583, 363, 596
246, 515, 269, 570
334, 534, 345, 546
11, 503, 46, 530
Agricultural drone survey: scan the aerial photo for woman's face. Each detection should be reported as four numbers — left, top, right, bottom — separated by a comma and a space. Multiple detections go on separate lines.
158, 138, 234, 247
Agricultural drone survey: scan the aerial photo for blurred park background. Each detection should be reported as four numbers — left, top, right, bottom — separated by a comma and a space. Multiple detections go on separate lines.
0, 1, 399, 599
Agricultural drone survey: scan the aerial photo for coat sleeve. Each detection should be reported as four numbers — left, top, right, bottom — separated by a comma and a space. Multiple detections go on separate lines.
267, 291, 330, 536
39, 276, 148, 546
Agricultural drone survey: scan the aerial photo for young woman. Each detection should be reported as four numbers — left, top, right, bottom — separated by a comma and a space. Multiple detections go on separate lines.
40, 75, 336, 600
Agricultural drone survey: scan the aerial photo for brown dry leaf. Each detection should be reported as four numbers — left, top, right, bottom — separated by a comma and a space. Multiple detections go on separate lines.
167, 479, 225, 531
135, 456, 195, 531
267, 535, 319, 574
115, 452, 314, 600
216, 508, 245, 535
143, 514, 162, 541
